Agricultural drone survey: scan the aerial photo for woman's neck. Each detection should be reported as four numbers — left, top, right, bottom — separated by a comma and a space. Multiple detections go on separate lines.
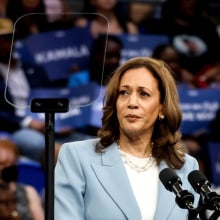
117, 137, 153, 158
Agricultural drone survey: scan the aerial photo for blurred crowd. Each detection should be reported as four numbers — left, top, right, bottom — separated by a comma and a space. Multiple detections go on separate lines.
0, 0, 220, 219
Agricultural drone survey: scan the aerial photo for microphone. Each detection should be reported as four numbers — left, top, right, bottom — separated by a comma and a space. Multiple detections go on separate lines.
159, 168, 195, 210
188, 170, 220, 211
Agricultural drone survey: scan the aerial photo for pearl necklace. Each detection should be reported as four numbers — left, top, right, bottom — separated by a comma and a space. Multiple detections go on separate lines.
117, 143, 155, 173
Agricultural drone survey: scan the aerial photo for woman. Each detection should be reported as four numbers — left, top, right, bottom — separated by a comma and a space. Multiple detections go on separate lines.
55, 57, 200, 220
0, 182, 20, 220
160, 0, 220, 77
74, 0, 138, 38
0, 138, 44, 220
152, 43, 195, 89
6, 0, 49, 38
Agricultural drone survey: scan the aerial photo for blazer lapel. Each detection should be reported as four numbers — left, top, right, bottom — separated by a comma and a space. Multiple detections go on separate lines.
153, 162, 176, 220
91, 143, 142, 220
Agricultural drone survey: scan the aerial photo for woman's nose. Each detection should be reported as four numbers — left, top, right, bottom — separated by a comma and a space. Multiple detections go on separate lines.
127, 93, 138, 108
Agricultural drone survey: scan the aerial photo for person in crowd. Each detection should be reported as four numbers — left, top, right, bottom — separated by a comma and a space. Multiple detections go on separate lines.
0, 19, 94, 160
0, 137, 44, 220
70, 34, 123, 136
0, 182, 21, 220
67, 34, 123, 137
209, 107, 220, 142
44, 0, 73, 23
68, 34, 123, 88
152, 43, 214, 184
74, 0, 138, 39
88, 34, 123, 85
6, 0, 50, 39
194, 64, 220, 88
0, 18, 61, 161
125, 1, 165, 34
160, 0, 220, 80
55, 57, 200, 220
0, 0, 8, 17
0, 73, 46, 162
152, 43, 195, 88
0, 22, 49, 161
43, 0, 80, 31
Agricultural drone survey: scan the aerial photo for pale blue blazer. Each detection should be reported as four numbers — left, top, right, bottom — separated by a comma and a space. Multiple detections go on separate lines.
55, 138, 200, 220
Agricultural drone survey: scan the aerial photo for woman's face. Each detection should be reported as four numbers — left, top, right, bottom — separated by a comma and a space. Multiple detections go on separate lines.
0, 185, 17, 219
116, 67, 162, 138
0, 148, 16, 172
21, 0, 41, 11
91, 0, 116, 11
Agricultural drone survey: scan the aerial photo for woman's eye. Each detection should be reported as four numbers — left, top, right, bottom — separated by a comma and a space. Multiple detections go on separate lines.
140, 91, 149, 97
119, 90, 129, 96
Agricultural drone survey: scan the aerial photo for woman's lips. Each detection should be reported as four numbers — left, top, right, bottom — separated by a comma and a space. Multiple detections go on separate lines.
125, 114, 140, 121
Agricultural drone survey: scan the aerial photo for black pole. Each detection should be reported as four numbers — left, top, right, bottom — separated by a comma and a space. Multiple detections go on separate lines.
31, 98, 69, 220
45, 112, 55, 220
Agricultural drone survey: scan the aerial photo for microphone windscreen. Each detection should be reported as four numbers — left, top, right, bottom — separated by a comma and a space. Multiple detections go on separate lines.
188, 170, 207, 185
159, 168, 179, 191
188, 170, 209, 192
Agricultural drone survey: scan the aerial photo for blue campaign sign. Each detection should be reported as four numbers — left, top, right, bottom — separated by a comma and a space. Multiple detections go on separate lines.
118, 34, 169, 63
14, 27, 93, 81
178, 88, 220, 135
26, 83, 101, 132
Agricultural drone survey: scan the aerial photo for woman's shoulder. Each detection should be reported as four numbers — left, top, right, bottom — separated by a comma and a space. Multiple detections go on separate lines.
16, 183, 39, 199
63, 137, 99, 146
184, 153, 197, 161
61, 138, 100, 153
183, 153, 199, 170
57, 138, 101, 164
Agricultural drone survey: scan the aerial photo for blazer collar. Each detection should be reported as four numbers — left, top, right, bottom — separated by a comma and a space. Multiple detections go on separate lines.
91, 142, 142, 220
153, 162, 175, 220
91, 142, 184, 220
154, 161, 187, 220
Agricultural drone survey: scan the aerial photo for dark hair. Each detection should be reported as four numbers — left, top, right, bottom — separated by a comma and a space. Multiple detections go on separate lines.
152, 44, 172, 59
161, 0, 207, 22
1, 165, 18, 182
89, 34, 123, 85
81, 0, 128, 32
96, 56, 186, 169
6, 0, 48, 38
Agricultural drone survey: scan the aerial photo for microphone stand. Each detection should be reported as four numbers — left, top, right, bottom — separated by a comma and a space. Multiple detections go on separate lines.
174, 189, 200, 220
187, 201, 207, 220
187, 203, 201, 220
31, 98, 69, 220
188, 210, 200, 220
189, 196, 220, 220
200, 190, 220, 220
210, 210, 220, 220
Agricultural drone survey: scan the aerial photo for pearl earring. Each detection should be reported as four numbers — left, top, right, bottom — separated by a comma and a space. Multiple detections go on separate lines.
159, 115, 165, 120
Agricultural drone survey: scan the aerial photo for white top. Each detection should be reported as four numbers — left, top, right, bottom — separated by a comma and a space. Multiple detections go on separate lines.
120, 150, 159, 220
0, 63, 32, 127
0, 63, 30, 111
